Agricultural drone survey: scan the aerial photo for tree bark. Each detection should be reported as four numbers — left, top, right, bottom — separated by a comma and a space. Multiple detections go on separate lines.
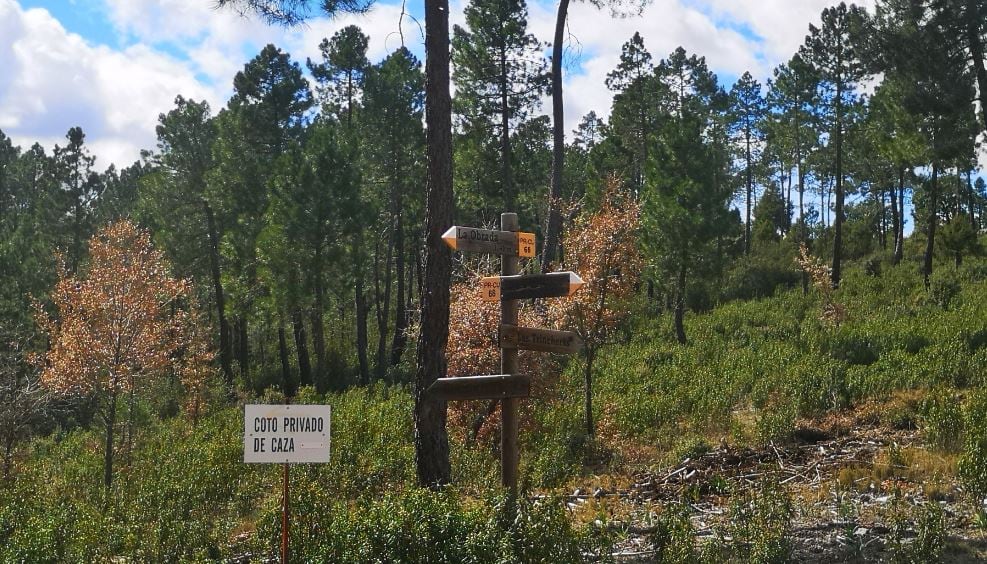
415, 0, 453, 488
390, 209, 408, 367
745, 128, 753, 255
890, 168, 902, 265
543, 0, 570, 270
312, 247, 327, 390
278, 322, 294, 397
203, 201, 233, 391
355, 277, 370, 386
967, 0, 987, 135
103, 390, 118, 491
375, 219, 395, 381
924, 162, 940, 288
291, 310, 312, 388
831, 82, 844, 288
499, 42, 514, 213
584, 349, 595, 436
674, 260, 687, 344
898, 174, 906, 263
236, 316, 249, 384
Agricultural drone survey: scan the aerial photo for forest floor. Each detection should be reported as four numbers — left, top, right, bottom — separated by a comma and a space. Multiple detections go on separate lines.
557, 393, 987, 562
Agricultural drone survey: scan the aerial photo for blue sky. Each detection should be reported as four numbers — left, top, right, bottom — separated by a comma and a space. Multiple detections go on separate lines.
1, 0, 902, 171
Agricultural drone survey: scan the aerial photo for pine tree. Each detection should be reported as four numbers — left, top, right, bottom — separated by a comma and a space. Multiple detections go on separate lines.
801, 2, 869, 288
452, 0, 548, 215
728, 72, 768, 254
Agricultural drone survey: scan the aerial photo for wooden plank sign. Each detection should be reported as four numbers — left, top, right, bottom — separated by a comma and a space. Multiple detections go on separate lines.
244, 404, 330, 464
479, 271, 585, 302
428, 374, 531, 401
499, 325, 583, 354
442, 226, 535, 257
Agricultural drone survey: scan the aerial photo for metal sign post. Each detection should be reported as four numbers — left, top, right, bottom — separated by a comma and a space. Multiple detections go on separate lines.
244, 403, 331, 562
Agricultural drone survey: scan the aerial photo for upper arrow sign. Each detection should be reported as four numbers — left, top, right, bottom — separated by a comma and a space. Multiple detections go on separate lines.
442, 226, 535, 257
480, 271, 585, 301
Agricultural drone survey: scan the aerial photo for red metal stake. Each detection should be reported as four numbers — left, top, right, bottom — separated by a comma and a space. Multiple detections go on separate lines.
281, 462, 289, 563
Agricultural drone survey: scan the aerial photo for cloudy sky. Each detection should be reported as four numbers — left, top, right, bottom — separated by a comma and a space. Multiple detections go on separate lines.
2, 0, 876, 170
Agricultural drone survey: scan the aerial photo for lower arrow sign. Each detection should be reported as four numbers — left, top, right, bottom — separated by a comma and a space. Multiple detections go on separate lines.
428, 374, 531, 401
499, 325, 583, 354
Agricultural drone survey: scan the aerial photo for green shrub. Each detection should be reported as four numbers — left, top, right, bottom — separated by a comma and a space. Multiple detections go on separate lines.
959, 391, 987, 504
887, 499, 946, 564
920, 388, 963, 452
261, 489, 590, 563
649, 502, 696, 563
929, 270, 961, 310
727, 481, 792, 564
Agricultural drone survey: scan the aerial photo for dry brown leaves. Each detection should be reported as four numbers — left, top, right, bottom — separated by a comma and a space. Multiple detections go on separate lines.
34, 220, 214, 417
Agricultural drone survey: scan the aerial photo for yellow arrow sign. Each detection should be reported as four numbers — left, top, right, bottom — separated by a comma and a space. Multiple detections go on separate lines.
441, 226, 535, 257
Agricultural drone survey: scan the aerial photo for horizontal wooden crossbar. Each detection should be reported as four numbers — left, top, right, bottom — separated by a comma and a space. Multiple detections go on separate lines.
428, 374, 530, 401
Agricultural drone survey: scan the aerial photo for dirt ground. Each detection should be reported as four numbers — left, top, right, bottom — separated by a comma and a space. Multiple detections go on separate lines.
560, 400, 987, 562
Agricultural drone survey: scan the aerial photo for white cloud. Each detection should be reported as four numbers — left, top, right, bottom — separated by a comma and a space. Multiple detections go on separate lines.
8, 0, 971, 174
529, 0, 767, 134
0, 0, 217, 169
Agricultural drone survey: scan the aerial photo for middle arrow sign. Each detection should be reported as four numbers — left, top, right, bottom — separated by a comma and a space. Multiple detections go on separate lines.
480, 271, 585, 301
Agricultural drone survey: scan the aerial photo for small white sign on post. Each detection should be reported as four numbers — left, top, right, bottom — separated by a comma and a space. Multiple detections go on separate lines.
243, 404, 331, 464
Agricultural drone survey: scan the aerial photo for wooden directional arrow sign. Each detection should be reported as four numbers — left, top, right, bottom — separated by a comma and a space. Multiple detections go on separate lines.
442, 226, 535, 257
480, 271, 584, 302
428, 374, 531, 401
499, 325, 583, 355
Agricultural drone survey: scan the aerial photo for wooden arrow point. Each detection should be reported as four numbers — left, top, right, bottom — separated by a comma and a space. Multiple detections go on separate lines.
567, 272, 585, 296
441, 226, 458, 250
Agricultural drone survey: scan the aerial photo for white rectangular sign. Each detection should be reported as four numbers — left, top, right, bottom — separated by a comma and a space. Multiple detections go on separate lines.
243, 404, 331, 463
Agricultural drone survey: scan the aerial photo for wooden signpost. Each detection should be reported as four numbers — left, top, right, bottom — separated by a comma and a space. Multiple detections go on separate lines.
432, 213, 584, 489
244, 404, 330, 563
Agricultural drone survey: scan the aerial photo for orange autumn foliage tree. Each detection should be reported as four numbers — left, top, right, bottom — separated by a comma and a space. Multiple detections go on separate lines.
548, 185, 643, 437
445, 276, 557, 445
35, 220, 210, 490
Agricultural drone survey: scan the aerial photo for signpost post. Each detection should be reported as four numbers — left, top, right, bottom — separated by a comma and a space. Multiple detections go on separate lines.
244, 404, 331, 562
432, 212, 584, 490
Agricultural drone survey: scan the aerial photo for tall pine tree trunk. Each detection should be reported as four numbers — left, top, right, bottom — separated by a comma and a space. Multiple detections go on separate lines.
543, 0, 569, 271
414, 0, 453, 488
374, 226, 395, 381
674, 260, 687, 344
103, 389, 118, 491
890, 169, 901, 265
236, 317, 249, 384
292, 310, 311, 388
278, 322, 294, 397
831, 88, 845, 288
898, 172, 906, 264
312, 255, 327, 391
390, 210, 408, 367
203, 201, 233, 391
924, 162, 940, 288
355, 276, 370, 386
499, 44, 514, 212
745, 130, 753, 254
967, 0, 987, 135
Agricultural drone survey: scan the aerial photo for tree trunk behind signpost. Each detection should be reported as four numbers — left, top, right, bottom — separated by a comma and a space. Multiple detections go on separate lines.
414, 0, 453, 488
543, 0, 570, 271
